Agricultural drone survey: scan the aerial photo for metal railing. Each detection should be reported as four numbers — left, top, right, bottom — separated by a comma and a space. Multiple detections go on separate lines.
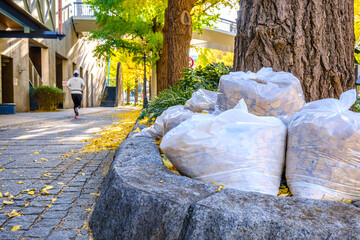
72, 2, 237, 34
29, 59, 42, 87
213, 18, 237, 34
73, 2, 94, 17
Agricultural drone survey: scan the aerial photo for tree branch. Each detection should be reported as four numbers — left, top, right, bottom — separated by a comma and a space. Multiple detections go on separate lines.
191, 1, 218, 16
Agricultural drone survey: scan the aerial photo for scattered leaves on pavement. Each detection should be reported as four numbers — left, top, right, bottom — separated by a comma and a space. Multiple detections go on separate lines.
80, 110, 141, 152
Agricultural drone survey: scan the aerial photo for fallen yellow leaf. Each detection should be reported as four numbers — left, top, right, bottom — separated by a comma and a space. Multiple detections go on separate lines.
24, 202, 29, 207
81, 173, 85, 176
17, 181, 23, 184
11, 225, 21, 231
0, 192, 2, 198
0, 168, 5, 172
84, 208, 92, 212
41, 190, 49, 195
5, 209, 21, 218
0, 146, 7, 150
33, 151, 39, 154
4, 192, 9, 196
3, 200, 14, 205
51, 198, 57, 203
27, 191, 35, 195
90, 193, 100, 197
75, 157, 81, 161
57, 182, 65, 185
133, 127, 140, 133
43, 185, 53, 191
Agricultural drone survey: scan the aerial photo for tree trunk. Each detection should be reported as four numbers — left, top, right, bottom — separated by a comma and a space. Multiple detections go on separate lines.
126, 89, 130, 104
157, 8, 169, 93
234, 0, 354, 102
167, 0, 196, 87
134, 79, 138, 106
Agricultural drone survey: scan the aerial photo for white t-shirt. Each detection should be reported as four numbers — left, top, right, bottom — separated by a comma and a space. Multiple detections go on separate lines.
66, 77, 86, 94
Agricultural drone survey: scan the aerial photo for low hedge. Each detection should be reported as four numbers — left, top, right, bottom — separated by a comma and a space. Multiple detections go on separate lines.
31, 86, 65, 111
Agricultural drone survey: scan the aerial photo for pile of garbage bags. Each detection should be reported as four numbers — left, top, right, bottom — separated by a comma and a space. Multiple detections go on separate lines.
135, 67, 360, 201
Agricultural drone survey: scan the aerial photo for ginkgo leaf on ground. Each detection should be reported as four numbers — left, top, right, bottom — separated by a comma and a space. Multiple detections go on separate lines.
11, 225, 21, 231
5, 209, 21, 218
3, 200, 14, 205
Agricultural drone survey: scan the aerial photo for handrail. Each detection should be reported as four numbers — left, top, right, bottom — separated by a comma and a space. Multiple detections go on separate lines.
29, 58, 42, 87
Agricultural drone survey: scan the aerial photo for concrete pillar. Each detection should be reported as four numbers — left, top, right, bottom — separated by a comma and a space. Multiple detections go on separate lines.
41, 48, 50, 85
151, 66, 157, 98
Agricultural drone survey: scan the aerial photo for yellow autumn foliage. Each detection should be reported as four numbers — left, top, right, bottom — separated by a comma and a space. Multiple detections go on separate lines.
81, 110, 141, 152
355, 0, 360, 62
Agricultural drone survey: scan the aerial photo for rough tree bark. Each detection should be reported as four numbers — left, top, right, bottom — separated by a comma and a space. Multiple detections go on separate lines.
126, 89, 130, 104
134, 79, 139, 106
157, 8, 169, 93
234, 0, 354, 101
167, 0, 196, 87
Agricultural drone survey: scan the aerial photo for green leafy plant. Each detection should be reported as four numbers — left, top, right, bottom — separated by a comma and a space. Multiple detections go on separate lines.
141, 62, 231, 119
353, 100, 360, 112
32, 86, 65, 111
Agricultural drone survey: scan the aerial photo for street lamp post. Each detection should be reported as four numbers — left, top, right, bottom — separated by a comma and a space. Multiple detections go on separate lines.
141, 39, 148, 108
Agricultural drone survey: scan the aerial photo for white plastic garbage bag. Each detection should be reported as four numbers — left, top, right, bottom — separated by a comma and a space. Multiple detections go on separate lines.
161, 100, 287, 196
286, 90, 360, 201
135, 105, 194, 139
184, 89, 217, 113
216, 67, 305, 116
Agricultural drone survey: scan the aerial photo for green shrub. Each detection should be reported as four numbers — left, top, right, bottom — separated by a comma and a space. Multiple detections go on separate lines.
32, 86, 65, 111
141, 62, 231, 119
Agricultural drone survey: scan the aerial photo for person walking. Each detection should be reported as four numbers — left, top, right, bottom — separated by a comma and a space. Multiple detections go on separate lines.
66, 70, 85, 119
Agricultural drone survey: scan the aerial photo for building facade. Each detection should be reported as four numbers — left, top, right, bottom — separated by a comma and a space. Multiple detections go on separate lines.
0, 0, 106, 112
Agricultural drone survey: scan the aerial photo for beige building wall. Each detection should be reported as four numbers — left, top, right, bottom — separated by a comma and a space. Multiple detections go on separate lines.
0, 0, 106, 112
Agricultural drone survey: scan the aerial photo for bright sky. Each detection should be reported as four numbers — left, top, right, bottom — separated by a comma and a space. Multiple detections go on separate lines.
218, 5, 239, 22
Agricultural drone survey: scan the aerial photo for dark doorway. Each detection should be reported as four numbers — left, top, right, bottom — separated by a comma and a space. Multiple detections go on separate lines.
29, 47, 42, 78
1, 56, 14, 103
56, 56, 63, 108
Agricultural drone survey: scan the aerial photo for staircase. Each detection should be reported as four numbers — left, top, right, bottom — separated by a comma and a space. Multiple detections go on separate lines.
100, 86, 116, 107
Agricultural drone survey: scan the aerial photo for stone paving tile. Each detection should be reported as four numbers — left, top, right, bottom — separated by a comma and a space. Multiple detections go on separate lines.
0, 107, 132, 239
22, 226, 54, 238
47, 229, 78, 240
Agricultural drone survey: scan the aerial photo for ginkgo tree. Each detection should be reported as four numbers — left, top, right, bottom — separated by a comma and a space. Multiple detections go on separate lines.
194, 47, 234, 68
109, 50, 151, 105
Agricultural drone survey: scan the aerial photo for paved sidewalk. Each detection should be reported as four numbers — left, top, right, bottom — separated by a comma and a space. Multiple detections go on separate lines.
0, 106, 138, 239
0, 107, 115, 129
